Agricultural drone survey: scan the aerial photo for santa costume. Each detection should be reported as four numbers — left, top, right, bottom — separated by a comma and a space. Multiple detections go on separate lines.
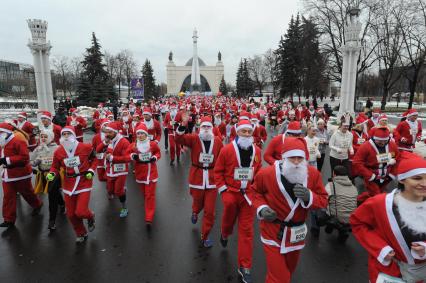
395, 108, 422, 152
0, 123, 43, 228
163, 103, 183, 165
251, 114, 267, 149
125, 123, 161, 226
91, 119, 109, 183
119, 109, 133, 141
16, 112, 37, 151
252, 137, 328, 283
141, 107, 162, 143
175, 116, 224, 247
39, 111, 62, 145
66, 108, 87, 142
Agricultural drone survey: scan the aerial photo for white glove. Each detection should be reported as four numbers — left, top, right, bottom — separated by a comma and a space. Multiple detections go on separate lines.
388, 158, 396, 165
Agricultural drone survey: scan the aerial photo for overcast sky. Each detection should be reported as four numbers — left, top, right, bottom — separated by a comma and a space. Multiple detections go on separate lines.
1, 0, 302, 84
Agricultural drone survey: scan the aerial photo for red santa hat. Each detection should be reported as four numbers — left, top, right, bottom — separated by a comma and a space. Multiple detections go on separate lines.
288, 109, 296, 116
250, 113, 259, 122
106, 111, 114, 118
379, 114, 388, 122
40, 111, 52, 120
142, 107, 152, 116
355, 115, 367, 125
0, 122, 14, 134
135, 123, 148, 135
70, 108, 78, 114
281, 137, 307, 159
372, 108, 381, 114
200, 116, 213, 127
373, 127, 390, 141
61, 125, 76, 136
18, 112, 27, 119
104, 121, 120, 133
99, 119, 110, 129
236, 120, 253, 132
397, 152, 426, 180
406, 108, 418, 117
133, 112, 140, 118
286, 121, 302, 135
239, 111, 250, 121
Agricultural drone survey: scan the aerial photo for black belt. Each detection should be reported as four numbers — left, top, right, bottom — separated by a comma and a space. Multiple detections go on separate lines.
192, 164, 214, 170
273, 219, 305, 241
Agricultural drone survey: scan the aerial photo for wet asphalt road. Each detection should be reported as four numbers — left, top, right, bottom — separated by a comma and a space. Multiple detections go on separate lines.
0, 131, 368, 283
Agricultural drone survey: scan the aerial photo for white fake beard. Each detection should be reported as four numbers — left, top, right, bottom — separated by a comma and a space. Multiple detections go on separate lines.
199, 130, 214, 141
395, 194, 426, 235
237, 136, 253, 150
282, 158, 308, 185
0, 132, 9, 147
123, 116, 129, 122
214, 118, 221, 126
137, 139, 150, 153
60, 136, 77, 152
144, 119, 154, 129
100, 132, 106, 141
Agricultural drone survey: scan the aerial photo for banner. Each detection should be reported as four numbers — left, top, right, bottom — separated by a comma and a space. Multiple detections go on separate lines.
131, 78, 144, 99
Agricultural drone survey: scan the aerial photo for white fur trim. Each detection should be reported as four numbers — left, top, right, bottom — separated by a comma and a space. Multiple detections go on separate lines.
40, 115, 52, 120
61, 128, 76, 136
236, 124, 253, 132
104, 126, 118, 133
0, 128, 12, 134
256, 205, 270, 220
398, 168, 426, 181
135, 129, 148, 135
300, 190, 313, 208
282, 149, 305, 159
218, 185, 227, 194
377, 245, 394, 266
286, 129, 302, 134
200, 121, 213, 127
407, 112, 418, 117
142, 111, 152, 116
373, 136, 389, 141
369, 174, 376, 182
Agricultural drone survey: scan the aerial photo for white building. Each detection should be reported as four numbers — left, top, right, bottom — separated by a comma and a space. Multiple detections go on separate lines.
166, 29, 224, 95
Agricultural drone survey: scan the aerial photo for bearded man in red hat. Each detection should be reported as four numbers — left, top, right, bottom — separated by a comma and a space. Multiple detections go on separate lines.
0, 123, 43, 228
253, 137, 328, 283
142, 107, 162, 143
214, 119, 262, 283
395, 108, 422, 152
163, 103, 183, 165
39, 111, 62, 144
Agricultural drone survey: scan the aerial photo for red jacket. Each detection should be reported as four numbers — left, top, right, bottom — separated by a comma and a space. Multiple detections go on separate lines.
214, 141, 262, 194
351, 130, 368, 157
18, 120, 36, 150
119, 118, 133, 139
91, 133, 105, 169
125, 141, 161, 184
50, 142, 96, 195
352, 139, 399, 182
395, 120, 422, 151
175, 132, 223, 189
1, 135, 32, 182
263, 135, 286, 165
96, 135, 130, 177
253, 124, 267, 148
143, 119, 162, 143
252, 162, 328, 253
350, 190, 426, 282
163, 111, 182, 131
66, 116, 87, 139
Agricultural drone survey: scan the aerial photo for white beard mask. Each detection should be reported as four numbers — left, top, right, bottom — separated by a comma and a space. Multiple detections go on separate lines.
214, 118, 221, 126
395, 194, 426, 235
144, 119, 154, 129
237, 136, 253, 150
123, 116, 129, 122
199, 130, 214, 141
137, 139, 150, 153
282, 158, 308, 185
0, 132, 9, 147
60, 136, 77, 152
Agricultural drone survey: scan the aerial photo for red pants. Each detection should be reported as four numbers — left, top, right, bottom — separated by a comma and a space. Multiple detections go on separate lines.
97, 168, 107, 182
190, 188, 218, 240
64, 191, 94, 237
357, 179, 390, 204
221, 190, 254, 268
139, 182, 157, 222
263, 245, 301, 283
168, 134, 181, 161
2, 178, 42, 223
106, 175, 127, 197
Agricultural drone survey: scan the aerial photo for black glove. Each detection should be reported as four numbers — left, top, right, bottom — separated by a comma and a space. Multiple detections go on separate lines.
0, 157, 7, 166
132, 154, 140, 161
32, 169, 38, 174
294, 184, 311, 202
150, 156, 157, 163
260, 207, 277, 222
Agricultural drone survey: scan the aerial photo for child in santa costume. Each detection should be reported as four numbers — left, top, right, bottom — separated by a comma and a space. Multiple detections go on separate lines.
351, 152, 426, 283
0, 123, 43, 228
96, 122, 130, 217
252, 137, 328, 283
125, 123, 161, 228
395, 108, 422, 152
91, 119, 109, 183
141, 107, 162, 143
66, 108, 87, 142
47, 126, 95, 243
214, 120, 262, 283
16, 112, 37, 151
175, 115, 224, 248
31, 129, 65, 230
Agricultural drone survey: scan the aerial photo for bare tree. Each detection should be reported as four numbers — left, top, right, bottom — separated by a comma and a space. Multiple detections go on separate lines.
104, 51, 117, 81
69, 56, 83, 96
121, 50, 138, 99
51, 55, 71, 98
264, 49, 280, 97
247, 55, 268, 94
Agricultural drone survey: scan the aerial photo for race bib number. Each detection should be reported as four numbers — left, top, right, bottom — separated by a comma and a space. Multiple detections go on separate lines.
40, 157, 53, 167
96, 153, 104, 160
199, 153, 214, 164
113, 163, 126, 172
290, 224, 307, 244
377, 153, 392, 164
234, 168, 254, 181
138, 152, 152, 162
271, 116, 277, 119
148, 135, 154, 141
376, 273, 405, 283
64, 156, 81, 168
357, 138, 365, 145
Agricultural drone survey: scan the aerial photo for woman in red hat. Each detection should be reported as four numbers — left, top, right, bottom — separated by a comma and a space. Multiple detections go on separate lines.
351, 152, 426, 283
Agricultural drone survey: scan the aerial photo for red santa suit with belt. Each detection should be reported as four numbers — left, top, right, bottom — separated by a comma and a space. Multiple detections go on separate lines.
39, 111, 62, 145
16, 112, 37, 151
229, 111, 250, 142
351, 168, 426, 283
214, 120, 262, 269
0, 123, 42, 224
91, 119, 109, 182
96, 122, 130, 198
175, 117, 224, 241
49, 126, 96, 237
251, 117, 267, 149
125, 123, 161, 223
367, 109, 381, 131
142, 108, 162, 144
163, 106, 182, 162
395, 109, 422, 151
252, 140, 328, 283
66, 109, 87, 142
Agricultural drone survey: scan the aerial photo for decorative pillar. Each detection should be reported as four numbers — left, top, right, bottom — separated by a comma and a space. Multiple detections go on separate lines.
191, 28, 201, 91
27, 19, 55, 114
338, 7, 362, 118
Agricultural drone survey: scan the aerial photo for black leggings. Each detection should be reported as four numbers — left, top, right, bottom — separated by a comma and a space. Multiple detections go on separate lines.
329, 157, 350, 177
317, 153, 326, 172
163, 128, 169, 149
48, 177, 64, 221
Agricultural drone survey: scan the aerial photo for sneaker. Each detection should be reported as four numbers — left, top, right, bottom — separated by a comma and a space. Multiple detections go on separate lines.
0, 221, 14, 228
146, 221, 152, 231
191, 213, 198, 224
202, 238, 213, 248
237, 267, 252, 283
31, 204, 43, 216
48, 220, 56, 230
220, 235, 228, 248
87, 216, 95, 232
169, 160, 175, 166
119, 208, 129, 218
75, 234, 88, 244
